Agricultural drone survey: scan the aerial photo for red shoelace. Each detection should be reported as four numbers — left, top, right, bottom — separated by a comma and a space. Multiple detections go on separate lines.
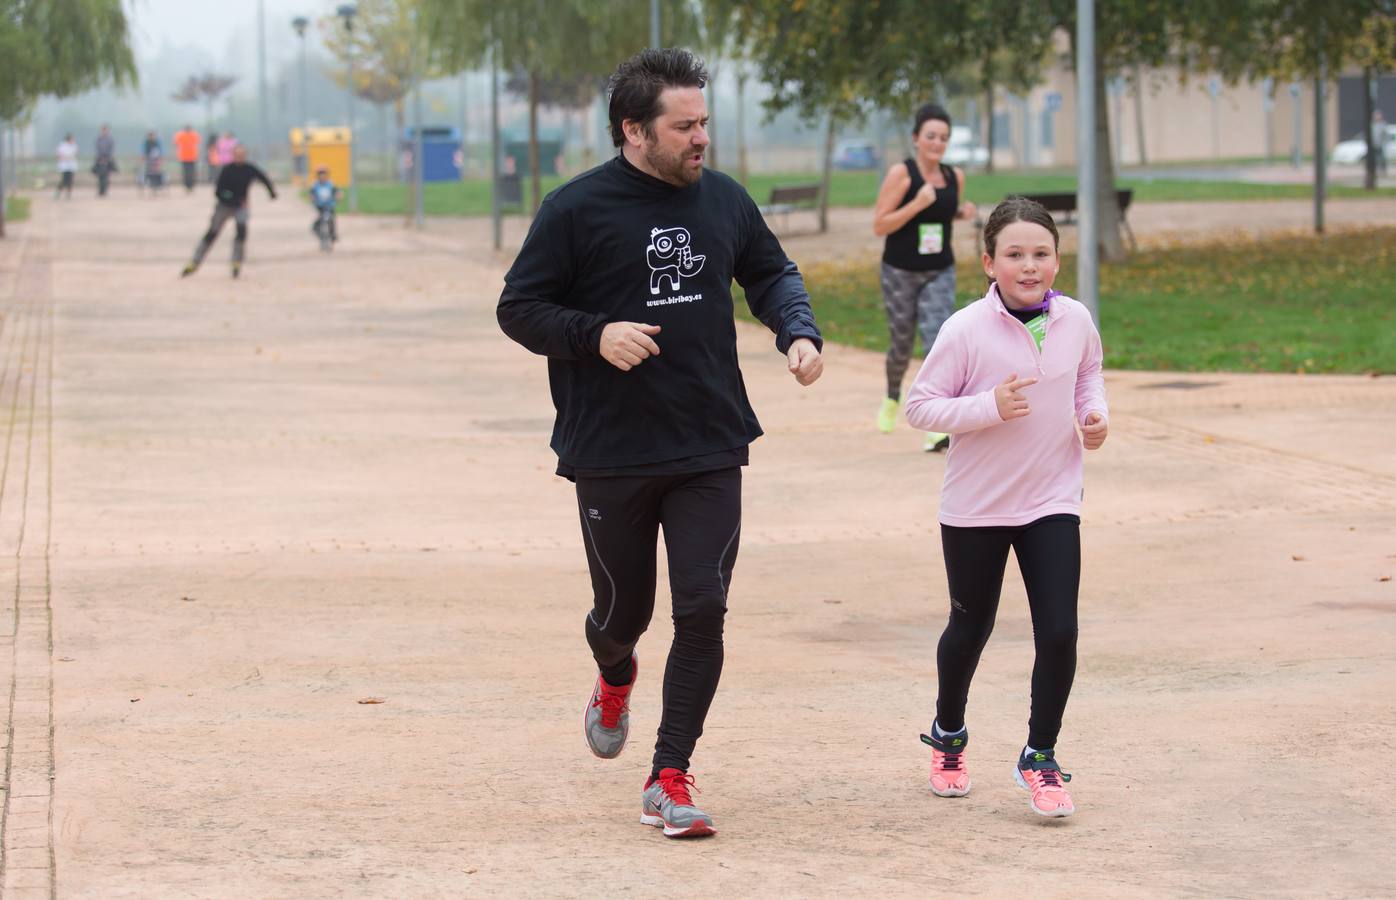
593, 682, 629, 729
655, 770, 699, 807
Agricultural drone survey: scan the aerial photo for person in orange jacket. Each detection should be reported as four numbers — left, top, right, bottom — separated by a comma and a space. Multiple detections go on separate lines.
173, 125, 201, 192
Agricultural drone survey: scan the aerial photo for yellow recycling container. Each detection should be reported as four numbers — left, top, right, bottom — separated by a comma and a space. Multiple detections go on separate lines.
289, 127, 353, 187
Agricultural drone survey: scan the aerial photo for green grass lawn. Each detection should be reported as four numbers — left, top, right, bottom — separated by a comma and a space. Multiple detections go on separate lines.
3, 196, 30, 223
755, 226, 1396, 374
351, 168, 1396, 216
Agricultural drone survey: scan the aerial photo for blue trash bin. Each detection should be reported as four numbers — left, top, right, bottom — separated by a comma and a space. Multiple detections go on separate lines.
403, 126, 462, 182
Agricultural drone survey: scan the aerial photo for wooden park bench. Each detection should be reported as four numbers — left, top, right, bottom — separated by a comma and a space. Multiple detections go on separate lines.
758, 183, 822, 232
975, 188, 1137, 253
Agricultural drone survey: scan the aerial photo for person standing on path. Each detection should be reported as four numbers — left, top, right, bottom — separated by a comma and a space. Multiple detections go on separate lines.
173, 125, 201, 192
54, 134, 78, 199
215, 132, 237, 173
181, 144, 277, 279
904, 196, 1108, 819
872, 103, 978, 452
205, 130, 220, 183
141, 131, 165, 194
93, 124, 117, 197
497, 47, 823, 840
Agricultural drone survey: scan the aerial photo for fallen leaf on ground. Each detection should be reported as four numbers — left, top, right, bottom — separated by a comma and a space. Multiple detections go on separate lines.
357, 697, 385, 705
130, 698, 141, 703
1291, 555, 1305, 562
1380, 575, 1392, 583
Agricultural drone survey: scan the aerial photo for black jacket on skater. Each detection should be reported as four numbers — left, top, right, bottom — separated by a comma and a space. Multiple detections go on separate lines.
213, 162, 277, 208
498, 154, 822, 473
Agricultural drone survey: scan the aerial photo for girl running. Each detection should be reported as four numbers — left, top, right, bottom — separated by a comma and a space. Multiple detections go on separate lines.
904, 196, 1109, 818
872, 103, 978, 451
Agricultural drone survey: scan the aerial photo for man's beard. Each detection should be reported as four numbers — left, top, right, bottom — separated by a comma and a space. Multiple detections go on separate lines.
644, 140, 702, 186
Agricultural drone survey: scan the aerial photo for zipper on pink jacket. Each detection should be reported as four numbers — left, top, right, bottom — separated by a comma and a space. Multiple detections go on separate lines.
996, 285, 1053, 375
1002, 307, 1047, 375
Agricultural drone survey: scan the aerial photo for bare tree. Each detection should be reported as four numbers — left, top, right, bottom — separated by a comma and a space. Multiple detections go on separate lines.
171, 73, 238, 131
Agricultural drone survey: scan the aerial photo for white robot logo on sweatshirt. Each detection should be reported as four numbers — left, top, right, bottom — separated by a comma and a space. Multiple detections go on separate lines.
646, 226, 705, 295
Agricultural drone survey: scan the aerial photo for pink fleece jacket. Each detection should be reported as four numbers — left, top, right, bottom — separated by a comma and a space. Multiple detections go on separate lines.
904, 284, 1108, 527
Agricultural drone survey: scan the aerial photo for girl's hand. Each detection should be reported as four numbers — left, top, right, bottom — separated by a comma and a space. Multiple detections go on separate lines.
915, 182, 937, 209
1082, 412, 1108, 449
995, 373, 1037, 421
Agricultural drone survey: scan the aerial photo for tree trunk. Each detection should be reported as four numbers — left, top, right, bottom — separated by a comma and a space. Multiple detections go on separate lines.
1132, 64, 1147, 165
382, 103, 391, 172
818, 113, 836, 233
1363, 67, 1376, 192
984, 79, 996, 174
582, 104, 596, 173
1314, 71, 1327, 233
528, 69, 541, 216
736, 67, 748, 185
706, 63, 718, 170
1094, 54, 1127, 263
397, 98, 412, 224
0, 121, 7, 239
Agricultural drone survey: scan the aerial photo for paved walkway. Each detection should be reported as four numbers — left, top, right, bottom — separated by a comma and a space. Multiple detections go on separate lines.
0, 187, 1391, 897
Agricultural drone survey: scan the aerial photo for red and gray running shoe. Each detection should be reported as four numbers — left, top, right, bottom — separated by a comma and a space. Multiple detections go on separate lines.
640, 768, 716, 838
583, 654, 636, 759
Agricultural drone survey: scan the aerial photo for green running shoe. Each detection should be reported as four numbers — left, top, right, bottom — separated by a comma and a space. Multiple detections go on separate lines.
923, 431, 950, 452
876, 396, 899, 433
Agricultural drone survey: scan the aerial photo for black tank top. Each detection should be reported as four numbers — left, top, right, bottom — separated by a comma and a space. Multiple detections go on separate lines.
882, 160, 957, 272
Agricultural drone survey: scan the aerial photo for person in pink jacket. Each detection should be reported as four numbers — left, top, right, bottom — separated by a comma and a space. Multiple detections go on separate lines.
904, 196, 1108, 819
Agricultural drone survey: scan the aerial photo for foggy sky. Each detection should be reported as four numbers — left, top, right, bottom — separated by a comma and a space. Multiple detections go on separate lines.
127, 0, 341, 71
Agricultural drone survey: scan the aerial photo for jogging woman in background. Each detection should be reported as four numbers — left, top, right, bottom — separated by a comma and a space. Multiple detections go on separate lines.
872, 103, 978, 451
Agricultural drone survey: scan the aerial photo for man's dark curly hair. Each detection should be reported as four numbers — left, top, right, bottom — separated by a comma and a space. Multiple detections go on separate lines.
608, 48, 708, 148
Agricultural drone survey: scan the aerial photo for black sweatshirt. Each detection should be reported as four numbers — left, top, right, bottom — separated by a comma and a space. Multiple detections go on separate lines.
214, 162, 277, 207
499, 154, 822, 471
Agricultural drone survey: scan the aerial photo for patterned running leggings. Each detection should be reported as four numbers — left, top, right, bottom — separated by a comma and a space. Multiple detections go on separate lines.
880, 262, 956, 401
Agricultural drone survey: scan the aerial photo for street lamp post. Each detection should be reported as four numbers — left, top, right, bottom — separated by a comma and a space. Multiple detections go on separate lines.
292, 17, 309, 129
258, 0, 269, 164
337, 3, 359, 213
1075, 0, 1098, 325
412, 9, 424, 230
292, 16, 310, 183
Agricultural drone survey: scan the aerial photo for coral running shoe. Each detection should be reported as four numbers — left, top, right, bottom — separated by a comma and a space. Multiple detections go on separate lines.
1015, 748, 1075, 818
920, 729, 971, 797
640, 768, 716, 838
583, 655, 636, 759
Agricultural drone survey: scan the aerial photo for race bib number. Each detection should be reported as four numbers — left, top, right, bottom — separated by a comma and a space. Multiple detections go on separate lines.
918, 223, 944, 255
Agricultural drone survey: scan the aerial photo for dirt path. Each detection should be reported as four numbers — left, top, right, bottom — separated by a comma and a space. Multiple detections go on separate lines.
0, 186, 1391, 897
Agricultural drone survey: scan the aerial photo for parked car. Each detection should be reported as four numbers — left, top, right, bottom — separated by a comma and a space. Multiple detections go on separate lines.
1330, 125, 1396, 165
943, 126, 989, 167
833, 142, 880, 170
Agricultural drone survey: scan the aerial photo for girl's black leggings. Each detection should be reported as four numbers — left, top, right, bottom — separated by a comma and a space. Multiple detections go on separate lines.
935, 514, 1080, 750
575, 467, 741, 776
